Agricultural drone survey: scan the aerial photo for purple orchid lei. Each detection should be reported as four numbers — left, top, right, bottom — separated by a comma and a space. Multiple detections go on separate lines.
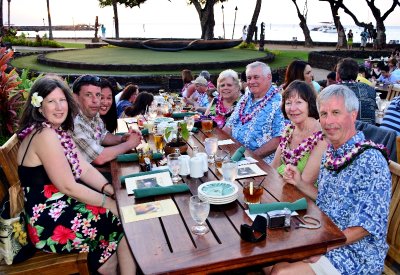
324, 140, 389, 172
279, 124, 324, 166
18, 122, 82, 179
238, 88, 278, 125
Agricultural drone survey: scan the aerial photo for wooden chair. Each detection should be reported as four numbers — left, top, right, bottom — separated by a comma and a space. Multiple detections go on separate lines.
396, 136, 400, 164
384, 161, 400, 274
385, 85, 400, 101
0, 134, 89, 275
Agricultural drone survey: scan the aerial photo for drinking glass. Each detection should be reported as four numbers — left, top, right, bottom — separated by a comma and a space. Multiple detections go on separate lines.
167, 153, 181, 183
201, 119, 213, 133
148, 105, 158, 119
215, 149, 229, 169
184, 116, 195, 135
189, 195, 210, 235
204, 137, 218, 163
221, 160, 238, 183
153, 133, 164, 153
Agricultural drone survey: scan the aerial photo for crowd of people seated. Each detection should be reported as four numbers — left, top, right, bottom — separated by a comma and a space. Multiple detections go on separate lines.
15, 56, 397, 274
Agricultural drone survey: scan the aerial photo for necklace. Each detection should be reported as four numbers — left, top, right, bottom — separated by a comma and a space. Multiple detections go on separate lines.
238, 88, 278, 124
324, 140, 388, 172
18, 122, 82, 179
279, 124, 323, 166
216, 96, 235, 116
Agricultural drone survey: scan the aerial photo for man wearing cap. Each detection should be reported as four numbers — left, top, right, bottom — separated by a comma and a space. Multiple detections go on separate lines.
224, 61, 284, 163
72, 75, 142, 166
184, 76, 211, 113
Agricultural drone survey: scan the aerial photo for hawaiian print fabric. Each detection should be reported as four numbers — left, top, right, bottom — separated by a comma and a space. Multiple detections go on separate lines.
316, 131, 391, 274
18, 165, 123, 271
226, 86, 284, 163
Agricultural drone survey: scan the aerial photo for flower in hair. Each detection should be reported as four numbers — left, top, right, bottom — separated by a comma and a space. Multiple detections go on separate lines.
31, 92, 43, 108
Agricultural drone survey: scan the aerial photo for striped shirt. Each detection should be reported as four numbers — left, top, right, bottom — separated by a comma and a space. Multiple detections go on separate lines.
381, 96, 400, 135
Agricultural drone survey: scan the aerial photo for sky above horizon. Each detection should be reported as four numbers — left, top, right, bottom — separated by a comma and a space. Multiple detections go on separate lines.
6, 0, 400, 31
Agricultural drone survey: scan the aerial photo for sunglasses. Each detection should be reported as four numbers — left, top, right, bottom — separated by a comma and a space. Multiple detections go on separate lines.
72, 75, 102, 93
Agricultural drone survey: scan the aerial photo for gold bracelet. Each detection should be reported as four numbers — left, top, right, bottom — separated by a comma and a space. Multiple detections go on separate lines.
101, 182, 110, 194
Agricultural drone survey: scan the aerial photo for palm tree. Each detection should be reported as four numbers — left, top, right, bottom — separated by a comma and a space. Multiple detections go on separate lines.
245, 0, 262, 44
46, 0, 53, 40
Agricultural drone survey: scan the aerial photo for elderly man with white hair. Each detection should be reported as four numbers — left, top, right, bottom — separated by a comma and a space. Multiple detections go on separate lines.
223, 61, 284, 163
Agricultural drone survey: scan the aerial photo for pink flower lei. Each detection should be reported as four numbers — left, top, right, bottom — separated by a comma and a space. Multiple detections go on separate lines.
216, 96, 235, 116
279, 124, 324, 166
238, 88, 278, 124
18, 122, 82, 179
324, 140, 389, 172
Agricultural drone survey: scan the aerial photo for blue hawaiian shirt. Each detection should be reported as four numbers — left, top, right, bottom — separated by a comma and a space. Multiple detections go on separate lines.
197, 92, 209, 108
316, 131, 391, 274
226, 86, 284, 163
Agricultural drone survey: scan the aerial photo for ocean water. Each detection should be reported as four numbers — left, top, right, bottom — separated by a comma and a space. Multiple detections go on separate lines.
17, 23, 400, 43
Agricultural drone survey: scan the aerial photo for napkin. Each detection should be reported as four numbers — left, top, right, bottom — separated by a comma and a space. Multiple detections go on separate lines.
231, 146, 246, 161
120, 169, 169, 185
191, 127, 199, 133
117, 152, 163, 162
133, 184, 190, 198
116, 129, 149, 136
248, 198, 308, 215
172, 112, 197, 119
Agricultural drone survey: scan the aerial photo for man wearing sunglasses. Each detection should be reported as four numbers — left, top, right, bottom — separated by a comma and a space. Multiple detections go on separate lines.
72, 75, 142, 166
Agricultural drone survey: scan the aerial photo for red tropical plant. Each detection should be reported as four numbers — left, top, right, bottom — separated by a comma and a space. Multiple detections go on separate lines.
0, 47, 23, 138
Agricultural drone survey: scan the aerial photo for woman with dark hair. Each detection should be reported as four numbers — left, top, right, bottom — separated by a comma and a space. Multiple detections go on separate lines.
181, 69, 196, 98
17, 76, 136, 274
116, 84, 139, 117
123, 92, 154, 117
281, 60, 320, 93
271, 80, 327, 200
100, 78, 118, 133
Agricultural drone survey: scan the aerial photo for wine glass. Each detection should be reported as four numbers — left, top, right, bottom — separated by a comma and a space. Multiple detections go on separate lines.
184, 116, 195, 135
204, 137, 218, 163
148, 105, 158, 119
221, 160, 238, 183
189, 195, 210, 235
167, 153, 181, 183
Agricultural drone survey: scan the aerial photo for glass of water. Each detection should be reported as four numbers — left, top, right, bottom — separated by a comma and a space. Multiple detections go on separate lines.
184, 116, 195, 135
189, 195, 210, 235
221, 160, 238, 183
167, 153, 181, 183
204, 137, 218, 163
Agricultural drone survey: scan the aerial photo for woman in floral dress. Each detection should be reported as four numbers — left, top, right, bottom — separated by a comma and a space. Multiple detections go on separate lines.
271, 80, 327, 200
17, 76, 135, 274
205, 69, 241, 128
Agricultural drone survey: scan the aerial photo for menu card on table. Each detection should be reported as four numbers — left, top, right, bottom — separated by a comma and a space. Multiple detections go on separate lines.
120, 199, 179, 223
125, 170, 173, 195
219, 163, 267, 179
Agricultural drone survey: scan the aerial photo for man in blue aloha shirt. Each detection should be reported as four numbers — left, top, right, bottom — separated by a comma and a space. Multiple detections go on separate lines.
266, 84, 391, 274
223, 61, 284, 163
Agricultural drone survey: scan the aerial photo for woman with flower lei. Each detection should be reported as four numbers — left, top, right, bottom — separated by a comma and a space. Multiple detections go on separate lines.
17, 76, 136, 274
271, 81, 327, 200
205, 69, 242, 128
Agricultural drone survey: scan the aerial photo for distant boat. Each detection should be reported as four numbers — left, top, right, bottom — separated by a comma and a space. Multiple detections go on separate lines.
311, 22, 339, 33
103, 38, 242, 52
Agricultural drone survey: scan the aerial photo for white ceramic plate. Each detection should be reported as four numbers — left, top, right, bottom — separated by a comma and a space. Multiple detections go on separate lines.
198, 193, 238, 205
198, 181, 238, 199
154, 117, 174, 124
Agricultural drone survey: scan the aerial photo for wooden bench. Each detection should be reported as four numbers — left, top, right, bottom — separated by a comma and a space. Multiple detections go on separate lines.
0, 134, 89, 275
384, 161, 400, 274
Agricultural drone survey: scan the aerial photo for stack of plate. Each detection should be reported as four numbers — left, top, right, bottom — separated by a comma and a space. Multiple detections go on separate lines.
198, 181, 238, 205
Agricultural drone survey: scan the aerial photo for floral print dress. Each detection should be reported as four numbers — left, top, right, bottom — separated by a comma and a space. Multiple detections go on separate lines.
19, 163, 123, 271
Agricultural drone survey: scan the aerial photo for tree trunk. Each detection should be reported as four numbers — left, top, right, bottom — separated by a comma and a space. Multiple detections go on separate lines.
7, 0, 10, 27
291, 0, 313, 47
245, 0, 261, 44
199, 1, 215, 40
112, 0, 119, 39
46, 0, 53, 40
376, 20, 385, 49
0, 0, 3, 32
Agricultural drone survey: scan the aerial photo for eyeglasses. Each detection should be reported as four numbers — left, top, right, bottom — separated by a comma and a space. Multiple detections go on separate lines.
72, 75, 102, 93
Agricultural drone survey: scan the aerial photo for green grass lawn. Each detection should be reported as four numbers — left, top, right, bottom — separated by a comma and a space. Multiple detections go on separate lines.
11, 47, 309, 76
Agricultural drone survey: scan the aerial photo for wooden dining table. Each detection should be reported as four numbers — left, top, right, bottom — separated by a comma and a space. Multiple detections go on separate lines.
111, 127, 346, 275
